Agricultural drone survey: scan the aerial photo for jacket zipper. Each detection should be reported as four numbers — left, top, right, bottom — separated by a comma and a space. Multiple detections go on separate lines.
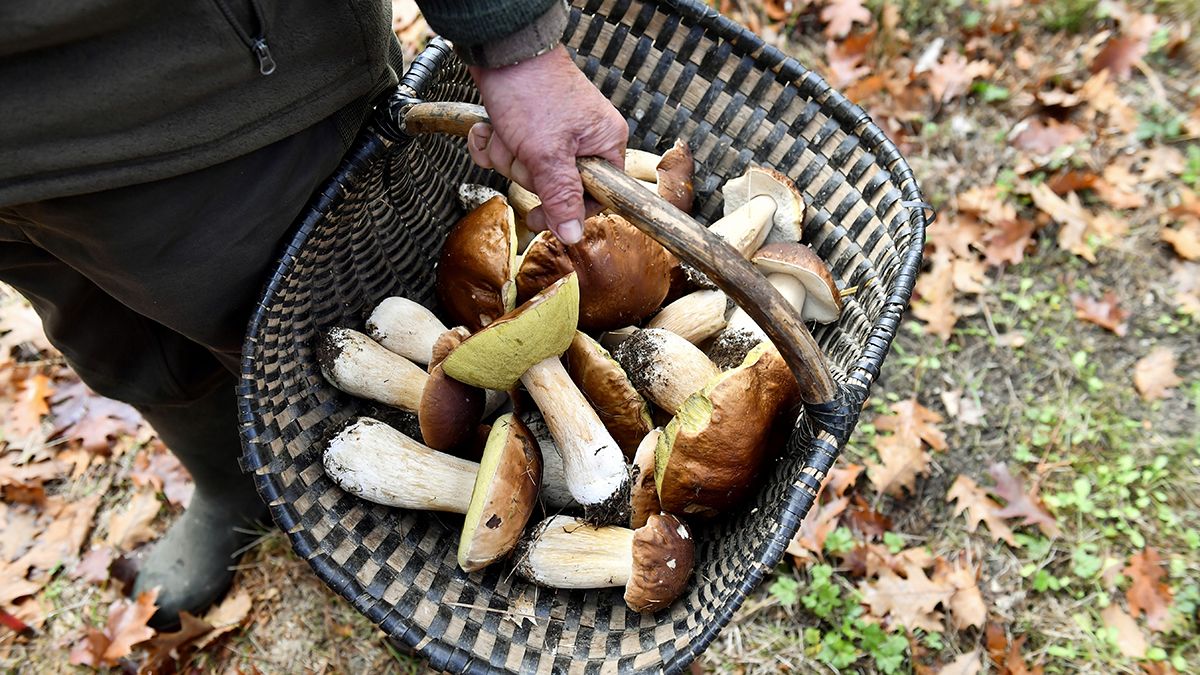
211, 0, 276, 75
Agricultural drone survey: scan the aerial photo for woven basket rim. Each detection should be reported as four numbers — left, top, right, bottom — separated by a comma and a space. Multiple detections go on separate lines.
238, 2, 930, 672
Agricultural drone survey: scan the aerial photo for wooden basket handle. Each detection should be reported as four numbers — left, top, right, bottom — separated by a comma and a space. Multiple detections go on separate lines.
402, 101, 836, 405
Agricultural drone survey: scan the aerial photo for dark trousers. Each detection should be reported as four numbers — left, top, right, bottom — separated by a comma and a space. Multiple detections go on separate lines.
0, 115, 350, 484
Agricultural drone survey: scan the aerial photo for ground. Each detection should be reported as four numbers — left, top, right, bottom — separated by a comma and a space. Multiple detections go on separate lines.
2, 0, 1198, 673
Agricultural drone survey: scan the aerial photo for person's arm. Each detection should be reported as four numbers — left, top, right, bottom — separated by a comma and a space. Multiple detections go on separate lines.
414, 1, 628, 244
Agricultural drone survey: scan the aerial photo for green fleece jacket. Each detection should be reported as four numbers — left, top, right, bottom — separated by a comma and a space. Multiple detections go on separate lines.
0, 0, 568, 207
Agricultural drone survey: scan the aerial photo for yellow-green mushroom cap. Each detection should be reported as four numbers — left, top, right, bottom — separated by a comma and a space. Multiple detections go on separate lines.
441, 273, 580, 390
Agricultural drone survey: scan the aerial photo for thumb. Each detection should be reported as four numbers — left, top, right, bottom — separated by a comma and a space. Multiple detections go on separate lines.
529, 156, 586, 245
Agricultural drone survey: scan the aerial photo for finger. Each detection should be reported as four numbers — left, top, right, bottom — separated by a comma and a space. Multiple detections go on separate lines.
529, 155, 587, 244
525, 195, 605, 234
467, 123, 495, 170
509, 159, 535, 193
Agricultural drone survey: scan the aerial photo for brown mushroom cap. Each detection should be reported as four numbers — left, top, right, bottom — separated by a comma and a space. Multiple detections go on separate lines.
751, 243, 842, 323
436, 195, 518, 332
440, 273, 579, 391
656, 343, 801, 516
419, 328, 485, 452
655, 140, 694, 213
515, 213, 672, 331
624, 513, 694, 613
458, 413, 542, 572
565, 331, 653, 459
722, 167, 806, 245
629, 429, 663, 529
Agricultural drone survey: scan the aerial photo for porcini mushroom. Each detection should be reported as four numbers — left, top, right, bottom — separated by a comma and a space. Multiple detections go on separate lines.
707, 167, 806, 257
711, 243, 842, 368
419, 327, 485, 451
515, 213, 673, 331
515, 513, 693, 613
630, 429, 663, 529
565, 331, 653, 458
654, 139, 695, 214
436, 195, 518, 332
612, 328, 720, 415
624, 149, 663, 181
440, 274, 631, 523
319, 327, 427, 412
656, 343, 800, 516
646, 289, 732, 344
517, 408, 578, 511
458, 183, 504, 212
365, 297, 448, 366
323, 415, 540, 572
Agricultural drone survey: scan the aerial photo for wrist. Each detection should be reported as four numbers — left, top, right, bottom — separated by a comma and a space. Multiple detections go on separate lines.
455, 0, 570, 69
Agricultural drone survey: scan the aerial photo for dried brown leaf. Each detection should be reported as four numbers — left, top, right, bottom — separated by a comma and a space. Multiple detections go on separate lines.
844, 493, 892, 540
822, 463, 864, 499
0, 298, 53, 366
130, 443, 194, 508
825, 36, 872, 88
1125, 548, 1173, 632
1091, 36, 1149, 81
195, 588, 252, 649
50, 380, 144, 454
938, 650, 982, 675
927, 52, 993, 102
947, 476, 1015, 545
788, 496, 850, 561
1072, 291, 1129, 335
987, 463, 1060, 537
105, 490, 162, 551
1011, 118, 1085, 156
72, 546, 115, 584
1134, 347, 1183, 401
912, 252, 959, 340
1161, 220, 1200, 261
867, 399, 945, 496
1101, 604, 1147, 658
4, 373, 53, 439
933, 556, 986, 630
983, 219, 1038, 267
821, 0, 872, 39
860, 560, 954, 631
140, 612, 214, 670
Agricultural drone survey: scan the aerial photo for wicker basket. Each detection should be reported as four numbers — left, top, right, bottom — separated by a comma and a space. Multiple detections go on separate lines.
238, 2, 929, 672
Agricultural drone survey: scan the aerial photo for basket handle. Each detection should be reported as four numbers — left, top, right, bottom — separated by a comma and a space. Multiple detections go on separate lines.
401, 101, 837, 406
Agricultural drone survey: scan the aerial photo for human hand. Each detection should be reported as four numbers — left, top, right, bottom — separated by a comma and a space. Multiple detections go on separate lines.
466, 45, 628, 244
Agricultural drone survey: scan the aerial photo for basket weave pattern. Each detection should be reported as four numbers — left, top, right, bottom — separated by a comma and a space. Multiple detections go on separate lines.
239, 2, 927, 672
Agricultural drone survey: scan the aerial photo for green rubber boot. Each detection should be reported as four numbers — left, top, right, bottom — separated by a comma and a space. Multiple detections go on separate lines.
131, 381, 268, 629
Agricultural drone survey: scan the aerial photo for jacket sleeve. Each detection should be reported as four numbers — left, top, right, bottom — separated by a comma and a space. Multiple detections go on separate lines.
413, 0, 569, 68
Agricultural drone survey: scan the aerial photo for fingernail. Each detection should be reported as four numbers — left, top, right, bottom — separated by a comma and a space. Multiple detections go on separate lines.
469, 125, 492, 153
556, 219, 583, 244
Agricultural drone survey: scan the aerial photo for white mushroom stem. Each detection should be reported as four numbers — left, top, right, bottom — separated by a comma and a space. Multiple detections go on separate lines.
321, 328, 428, 412
366, 298, 449, 365
724, 272, 808, 340
323, 418, 476, 512
518, 515, 634, 588
520, 412, 579, 510
599, 326, 640, 351
624, 150, 662, 182
520, 358, 629, 508
613, 329, 721, 415
636, 178, 660, 193
707, 195, 777, 258
647, 290, 730, 344
458, 184, 504, 212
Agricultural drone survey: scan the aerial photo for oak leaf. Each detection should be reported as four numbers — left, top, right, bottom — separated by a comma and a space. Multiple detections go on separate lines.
821, 0, 872, 39
844, 493, 892, 539
957, 186, 1016, 227
788, 496, 850, 561
105, 490, 162, 551
50, 379, 144, 453
937, 650, 982, 675
194, 588, 252, 649
940, 389, 984, 426
933, 556, 986, 630
867, 399, 945, 496
1091, 36, 1149, 81
821, 463, 864, 499
1071, 291, 1129, 335
72, 546, 115, 584
1011, 118, 1085, 156
140, 612, 214, 670
825, 38, 871, 88
983, 219, 1038, 267
1029, 184, 1104, 262
69, 588, 159, 668
985, 623, 1043, 675
1170, 260, 1200, 316
0, 298, 53, 366
860, 560, 953, 631
1095, 164, 1147, 209
1101, 604, 1147, 658
947, 476, 1015, 545
987, 463, 1060, 537
1124, 548, 1172, 632
1161, 220, 1200, 261
1133, 347, 1183, 401
912, 252, 959, 340
130, 443, 194, 508
4, 373, 53, 439
927, 52, 993, 102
